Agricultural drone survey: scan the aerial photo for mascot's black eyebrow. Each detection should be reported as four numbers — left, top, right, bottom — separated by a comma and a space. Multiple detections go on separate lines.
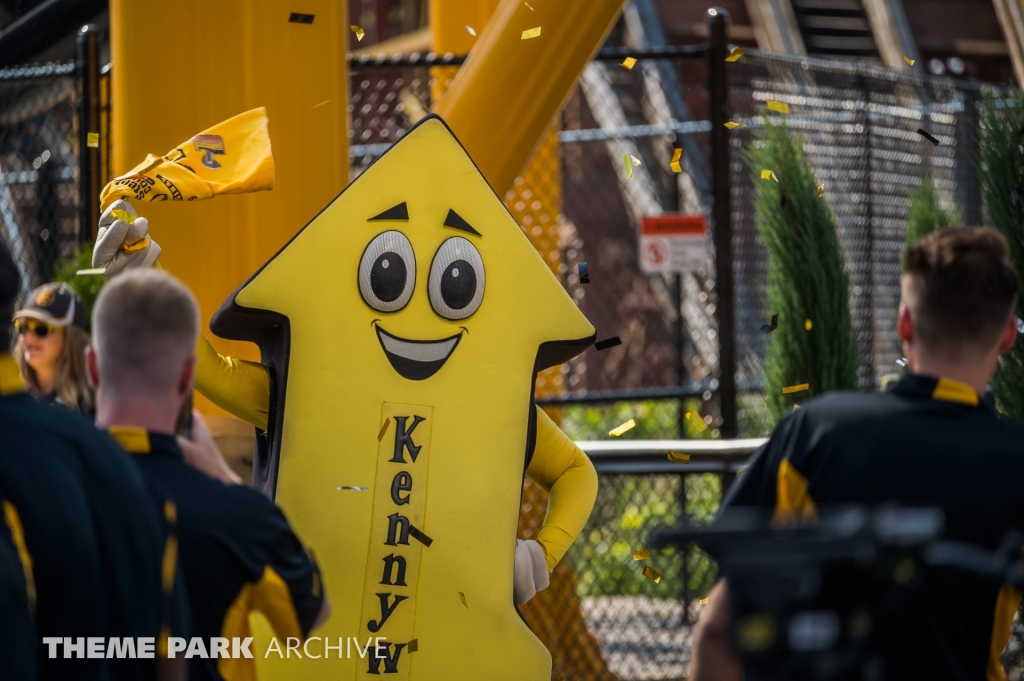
368, 202, 409, 221
443, 208, 482, 237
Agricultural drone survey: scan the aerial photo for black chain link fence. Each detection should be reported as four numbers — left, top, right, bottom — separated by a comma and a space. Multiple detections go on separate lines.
0, 55, 111, 312
0, 62, 80, 304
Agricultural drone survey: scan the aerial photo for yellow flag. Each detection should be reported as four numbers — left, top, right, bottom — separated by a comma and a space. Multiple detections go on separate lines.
99, 108, 274, 211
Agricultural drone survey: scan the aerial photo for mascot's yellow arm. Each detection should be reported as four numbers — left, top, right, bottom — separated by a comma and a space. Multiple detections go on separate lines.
527, 407, 599, 571
194, 332, 597, 571
195, 332, 272, 430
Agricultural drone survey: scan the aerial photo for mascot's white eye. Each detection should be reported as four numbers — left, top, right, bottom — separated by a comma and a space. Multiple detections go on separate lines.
359, 231, 416, 312
428, 237, 485, 320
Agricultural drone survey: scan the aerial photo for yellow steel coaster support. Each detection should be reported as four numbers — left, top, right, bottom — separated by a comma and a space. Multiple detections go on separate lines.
427, 0, 501, 127
435, 0, 625, 196
431, 0, 502, 55
110, 0, 350, 414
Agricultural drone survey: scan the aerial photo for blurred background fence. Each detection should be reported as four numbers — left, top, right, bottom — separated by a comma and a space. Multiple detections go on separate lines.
0, 18, 1013, 680
0, 25, 109, 306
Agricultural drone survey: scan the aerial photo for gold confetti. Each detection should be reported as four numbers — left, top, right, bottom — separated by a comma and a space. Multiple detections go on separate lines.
621, 57, 637, 69
667, 450, 691, 464
700, 597, 709, 604
377, 418, 390, 442
725, 46, 745, 62
724, 121, 745, 129
525, 1, 534, 8
642, 565, 661, 584
793, 404, 801, 410
805, 319, 813, 331
458, 592, 468, 608
351, 25, 365, 41
521, 26, 541, 40
337, 486, 368, 491
670, 148, 682, 173
904, 55, 915, 66
782, 383, 809, 394
87, 132, 99, 148
312, 99, 331, 109
766, 99, 789, 113
466, 25, 477, 36
609, 419, 636, 437
408, 639, 419, 653
632, 548, 651, 561
817, 184, 825, 197
75, 267, 106, 276
110, 209, 136, 225
624, 154, 633, 180
685, 411, 708, 432
630, 155, 642, 167
760, 169, 778, 182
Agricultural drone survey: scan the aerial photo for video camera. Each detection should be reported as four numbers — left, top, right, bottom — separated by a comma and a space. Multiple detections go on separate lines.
651, 507, 1024, 681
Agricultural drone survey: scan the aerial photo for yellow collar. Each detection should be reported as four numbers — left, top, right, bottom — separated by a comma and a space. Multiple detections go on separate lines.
931, 377, 979, 407
0, 353, 26, 397
108, 426, 152, 454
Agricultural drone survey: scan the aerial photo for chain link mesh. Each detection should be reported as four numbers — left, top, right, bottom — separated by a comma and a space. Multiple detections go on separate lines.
0, 63, 81, 304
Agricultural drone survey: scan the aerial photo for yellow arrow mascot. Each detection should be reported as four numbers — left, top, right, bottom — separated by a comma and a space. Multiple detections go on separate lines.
96, 113, 599, 680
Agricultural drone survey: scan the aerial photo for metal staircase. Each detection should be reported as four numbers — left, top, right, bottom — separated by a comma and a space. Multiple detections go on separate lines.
791, 0, 880, 58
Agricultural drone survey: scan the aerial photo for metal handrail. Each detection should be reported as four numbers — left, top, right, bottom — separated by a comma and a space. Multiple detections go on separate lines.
577, 438, 766, 474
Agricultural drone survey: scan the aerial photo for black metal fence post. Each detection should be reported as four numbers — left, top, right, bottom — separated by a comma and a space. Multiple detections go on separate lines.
707, 7, 736, 438
77, 24, 101, 245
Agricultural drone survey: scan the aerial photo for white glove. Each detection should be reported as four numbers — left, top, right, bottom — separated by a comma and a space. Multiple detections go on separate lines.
93, 199, 161, 276
513, 539, 550, 605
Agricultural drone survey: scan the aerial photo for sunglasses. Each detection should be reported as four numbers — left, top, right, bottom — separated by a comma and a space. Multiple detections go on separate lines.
13, 318, 58, 338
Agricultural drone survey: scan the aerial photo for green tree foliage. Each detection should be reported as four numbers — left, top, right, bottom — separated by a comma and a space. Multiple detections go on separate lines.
905, 174, 960, 247
744, 116, 858, 422
977, 91, 1024, 423
53, 244, 105, 330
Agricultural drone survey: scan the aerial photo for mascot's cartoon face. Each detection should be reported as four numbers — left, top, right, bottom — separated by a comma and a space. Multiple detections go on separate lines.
213, 116, 593, 680
357, 203, 484, 381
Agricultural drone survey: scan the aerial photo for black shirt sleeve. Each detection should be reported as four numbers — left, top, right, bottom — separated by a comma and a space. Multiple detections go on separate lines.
721, 411, 804, 512
0, 499, 38, 680
229, 489, 325, 638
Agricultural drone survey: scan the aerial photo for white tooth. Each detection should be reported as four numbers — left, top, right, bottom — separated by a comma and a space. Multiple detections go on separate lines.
380, 334, 457, 362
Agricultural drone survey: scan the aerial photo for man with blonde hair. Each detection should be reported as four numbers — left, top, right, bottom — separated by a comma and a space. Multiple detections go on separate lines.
88, 269, 330, 681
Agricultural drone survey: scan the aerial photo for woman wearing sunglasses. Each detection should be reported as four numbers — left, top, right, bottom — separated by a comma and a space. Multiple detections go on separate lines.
12, 282, 94, 415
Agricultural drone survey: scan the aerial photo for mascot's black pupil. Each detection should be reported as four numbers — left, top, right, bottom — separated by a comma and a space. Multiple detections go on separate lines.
441, 259, 476, 309
370, 252, 407, 302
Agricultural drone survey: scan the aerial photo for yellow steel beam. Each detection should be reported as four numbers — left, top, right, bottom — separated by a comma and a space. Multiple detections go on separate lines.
110, 0, 350, 414
434, 0, 625, 195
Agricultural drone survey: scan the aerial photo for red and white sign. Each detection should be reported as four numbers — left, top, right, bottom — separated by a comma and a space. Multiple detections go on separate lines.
639, 214, 709, 274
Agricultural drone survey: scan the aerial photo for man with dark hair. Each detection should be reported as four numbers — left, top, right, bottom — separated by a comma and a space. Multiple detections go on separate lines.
691, 226, 1024, 681
0, 238, 185, 681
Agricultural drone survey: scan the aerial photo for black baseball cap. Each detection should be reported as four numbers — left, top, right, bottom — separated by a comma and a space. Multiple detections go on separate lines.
13, 283, 87, 329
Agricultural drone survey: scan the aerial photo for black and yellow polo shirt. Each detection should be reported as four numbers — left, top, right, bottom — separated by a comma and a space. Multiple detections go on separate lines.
0, 494, 38, 680
110, 427, 324, 681
724, 373, 1024, 681
0, 352, 179, 681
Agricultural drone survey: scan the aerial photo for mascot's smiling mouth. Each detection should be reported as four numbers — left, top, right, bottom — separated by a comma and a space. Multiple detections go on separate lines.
373, 322, 464, 380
